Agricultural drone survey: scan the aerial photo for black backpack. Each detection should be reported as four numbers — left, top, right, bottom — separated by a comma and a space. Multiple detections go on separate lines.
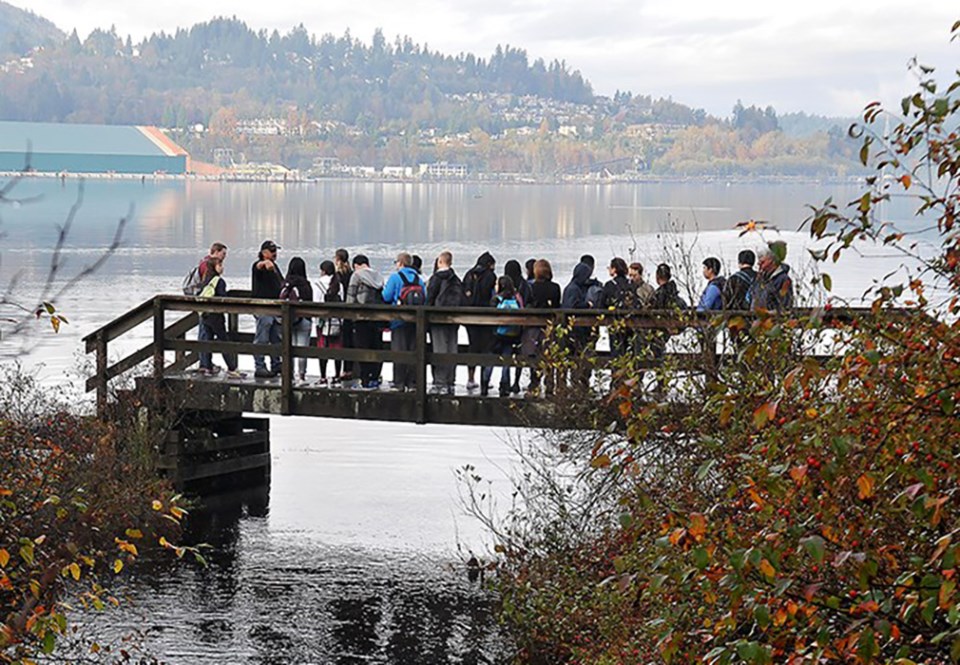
397, 272, 425, 306
463, 267, 488, 307
435, 275, 466, 307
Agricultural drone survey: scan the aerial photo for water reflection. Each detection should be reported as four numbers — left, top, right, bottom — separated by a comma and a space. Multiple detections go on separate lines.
92, 485, 507, 664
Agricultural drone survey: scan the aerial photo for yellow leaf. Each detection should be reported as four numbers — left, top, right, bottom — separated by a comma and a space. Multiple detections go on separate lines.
170, 506, 186, 520
152, 500, 162, 511
591, 454, 612, 469
90, 643, 100, 654
125, 529, 143, 540
159, 536, 170, 548
68, 563, 80, 581
34, 535, 46, 545
0, 549, 9, 568
759, 559, 776, 580
857, 474, 875, 500
112, 559, 123, 574
805, 408, 818, 419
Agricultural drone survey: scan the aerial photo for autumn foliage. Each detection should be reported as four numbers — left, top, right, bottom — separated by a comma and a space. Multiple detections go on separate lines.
483, 23, 960, 664
0, 368, 189, 663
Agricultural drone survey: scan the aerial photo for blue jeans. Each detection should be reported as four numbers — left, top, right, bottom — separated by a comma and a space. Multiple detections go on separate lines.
292, 317, 312, 378
198, 318, 212, 369
254, 315, 282, 372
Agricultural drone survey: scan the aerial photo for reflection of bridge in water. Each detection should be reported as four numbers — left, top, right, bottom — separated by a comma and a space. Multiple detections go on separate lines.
84, 295, 888, 491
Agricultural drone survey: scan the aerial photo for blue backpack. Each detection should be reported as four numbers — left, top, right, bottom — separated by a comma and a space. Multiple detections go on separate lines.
495, 296, 521, 337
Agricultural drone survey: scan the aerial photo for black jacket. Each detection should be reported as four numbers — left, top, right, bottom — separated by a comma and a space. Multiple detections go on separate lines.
562, 263, 593, 309
252, 259, 284, 299
426, 268, 466, 307
723, 267, 756, 310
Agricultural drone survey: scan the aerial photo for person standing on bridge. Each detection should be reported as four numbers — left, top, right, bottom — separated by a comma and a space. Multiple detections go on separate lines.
383, 252, 426, 392
334, 249, 355, 383
462, 252, 497, 392
346, 255, 385, 389
750, 241, 794, 312
252, 240, 284, 379
696, 257, 726, 312
197, 242, 228, 374
198, 256, 242, 378
279, 257, 314, 383
722, 250, 757, 310
426, 250, 465, 395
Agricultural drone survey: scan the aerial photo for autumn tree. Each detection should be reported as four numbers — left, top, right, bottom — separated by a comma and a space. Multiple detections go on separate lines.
472, 23, 960, 663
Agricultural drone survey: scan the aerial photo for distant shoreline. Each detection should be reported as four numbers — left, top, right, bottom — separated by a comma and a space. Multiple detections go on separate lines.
0, 171, 868, 187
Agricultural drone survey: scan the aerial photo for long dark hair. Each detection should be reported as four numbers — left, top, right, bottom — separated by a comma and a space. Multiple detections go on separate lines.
497, 275, 516, 298
504, 260, 524, 288
287, 257, 308, 281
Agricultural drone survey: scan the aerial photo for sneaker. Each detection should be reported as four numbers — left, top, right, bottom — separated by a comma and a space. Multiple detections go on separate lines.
254, 368, 274, 379
360, 381, 379, 391
298, 374, 306, 383
226, 370, 245, 379
466, 380, 479, 391
445, 385, 456, 396
316, 377, 329, 387
208, 365, 222, 375
511, 383, 521, 395
331, 376, 342, 386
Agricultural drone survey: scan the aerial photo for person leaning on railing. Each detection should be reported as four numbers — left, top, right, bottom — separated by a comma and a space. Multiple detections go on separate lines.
198, 256, 242, 378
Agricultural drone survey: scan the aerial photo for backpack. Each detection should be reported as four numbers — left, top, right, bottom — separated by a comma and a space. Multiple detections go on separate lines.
397, 271, 425, 306
279, 282, 301, 303
586, 281, 605, 309
463, 267, 490, 307
611, 278, 634, 309
182, 265, 203, 296
198, 275, 221, 299
495, 296, 521, 338
729, 271, 755, 309
435, 275, 466, 307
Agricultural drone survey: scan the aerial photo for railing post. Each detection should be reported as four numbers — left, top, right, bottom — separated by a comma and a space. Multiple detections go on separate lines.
95, 331, 108, 419
281, 302, 293, 416
415, 307, 427, 425
153, 298, 165, 381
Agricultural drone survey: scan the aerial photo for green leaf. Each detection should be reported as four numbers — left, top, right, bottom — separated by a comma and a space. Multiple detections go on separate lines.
42, 631, 55, 654
941, 394, 956, 416
696, 459, 716, 482
754, 605, 771, 629
801, 535, 826, 564
693, 547, 709, 569
821, 273, 832, 292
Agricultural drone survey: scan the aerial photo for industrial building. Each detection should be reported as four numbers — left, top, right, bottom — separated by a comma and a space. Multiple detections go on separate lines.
0, 121, 190, 174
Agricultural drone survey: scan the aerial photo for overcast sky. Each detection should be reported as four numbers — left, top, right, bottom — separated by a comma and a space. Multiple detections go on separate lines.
14, 0, 958, 118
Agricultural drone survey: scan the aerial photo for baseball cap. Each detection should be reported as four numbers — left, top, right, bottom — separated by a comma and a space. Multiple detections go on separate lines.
260, 240, 281, 251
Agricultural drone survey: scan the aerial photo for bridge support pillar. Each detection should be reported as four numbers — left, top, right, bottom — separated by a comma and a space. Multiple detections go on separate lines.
160, 410, 271, 494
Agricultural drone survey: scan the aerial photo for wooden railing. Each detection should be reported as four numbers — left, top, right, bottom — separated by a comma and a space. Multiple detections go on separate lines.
82, 293, 901, 423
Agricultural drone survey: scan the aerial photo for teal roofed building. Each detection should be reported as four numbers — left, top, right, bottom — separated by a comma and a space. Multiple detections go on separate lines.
0, 121, 190, 175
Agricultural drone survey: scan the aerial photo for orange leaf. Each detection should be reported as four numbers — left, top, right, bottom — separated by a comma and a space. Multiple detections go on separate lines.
668, 528, 686, 546
618, 400, 632, 418
900, 174, 912, 190
689, 514, 707, 541
759, 559, 776, 580
856, 474, 875, 500
789, 465, 808, 485
0, 549, 9, 568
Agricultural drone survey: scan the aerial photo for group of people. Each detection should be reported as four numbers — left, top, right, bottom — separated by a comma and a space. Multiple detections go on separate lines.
189, 239, 795, 395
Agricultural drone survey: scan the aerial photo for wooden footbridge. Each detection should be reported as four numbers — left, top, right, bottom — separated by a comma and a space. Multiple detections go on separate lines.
81, 294, 889, 490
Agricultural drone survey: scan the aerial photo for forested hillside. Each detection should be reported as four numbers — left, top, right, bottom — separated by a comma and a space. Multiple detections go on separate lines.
0, 1, 62, 58
0, 18, 593, 128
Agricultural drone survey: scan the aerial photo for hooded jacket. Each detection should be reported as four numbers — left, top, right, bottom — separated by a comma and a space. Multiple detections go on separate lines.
382, 265, 425, 329
751, 264, 794, 311
562, 262, 593, 309
347, 266, 385, 305
464, 252, 497, 307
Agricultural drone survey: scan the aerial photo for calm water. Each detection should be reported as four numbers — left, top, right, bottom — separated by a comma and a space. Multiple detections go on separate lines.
0, 178, 923, 663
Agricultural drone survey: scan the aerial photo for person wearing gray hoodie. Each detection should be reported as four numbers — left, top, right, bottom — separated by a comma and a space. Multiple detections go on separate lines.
347, 254, 386, 388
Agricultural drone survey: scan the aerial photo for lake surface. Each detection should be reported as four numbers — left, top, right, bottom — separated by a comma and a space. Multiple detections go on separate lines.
0, 178, 924, 662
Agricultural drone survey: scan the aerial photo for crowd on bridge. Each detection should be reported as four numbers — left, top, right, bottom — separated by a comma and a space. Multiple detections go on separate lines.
186, 240, 794, 396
